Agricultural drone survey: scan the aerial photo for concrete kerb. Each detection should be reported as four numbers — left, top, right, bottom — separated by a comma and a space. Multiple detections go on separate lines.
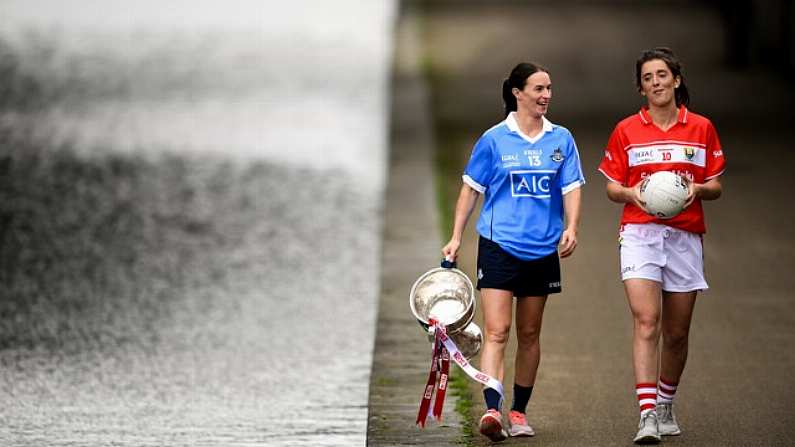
366, 6, 466, 447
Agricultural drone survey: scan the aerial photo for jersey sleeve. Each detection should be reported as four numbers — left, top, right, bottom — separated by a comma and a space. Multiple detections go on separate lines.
560, 131, 585, 194
598, 126, 629, 185
462, 134, 494, 193
704, 121, 725, 180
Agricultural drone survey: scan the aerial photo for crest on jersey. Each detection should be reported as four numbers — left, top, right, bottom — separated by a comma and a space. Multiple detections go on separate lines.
550, 148, 565, 163
683, 147, 695, 160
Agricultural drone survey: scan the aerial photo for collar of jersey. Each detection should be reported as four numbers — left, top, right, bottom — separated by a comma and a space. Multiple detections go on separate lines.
506, 112, 554, 144
638, 105, 689, 126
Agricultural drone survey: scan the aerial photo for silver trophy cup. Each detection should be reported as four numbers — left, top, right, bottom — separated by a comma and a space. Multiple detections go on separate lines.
409, 261, 483, 359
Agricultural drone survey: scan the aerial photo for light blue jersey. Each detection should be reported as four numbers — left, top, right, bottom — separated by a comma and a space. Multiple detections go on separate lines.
463, 113, 585, 260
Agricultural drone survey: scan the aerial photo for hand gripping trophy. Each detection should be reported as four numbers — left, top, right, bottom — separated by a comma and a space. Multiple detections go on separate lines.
409, 259, 503, 427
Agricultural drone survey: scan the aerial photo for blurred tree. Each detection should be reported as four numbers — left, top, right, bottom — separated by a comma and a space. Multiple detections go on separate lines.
714, 0, 794, 73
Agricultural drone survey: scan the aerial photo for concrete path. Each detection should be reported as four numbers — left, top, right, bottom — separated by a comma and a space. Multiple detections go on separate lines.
370, 1, 795, 446
366, 7, 464, 446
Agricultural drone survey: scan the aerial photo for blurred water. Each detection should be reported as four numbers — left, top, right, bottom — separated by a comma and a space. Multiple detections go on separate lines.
0, 0, 393, 187
0, 1, 396, 445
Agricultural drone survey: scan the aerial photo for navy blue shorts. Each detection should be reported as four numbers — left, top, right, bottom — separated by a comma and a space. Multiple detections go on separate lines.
476, 237, 562, 297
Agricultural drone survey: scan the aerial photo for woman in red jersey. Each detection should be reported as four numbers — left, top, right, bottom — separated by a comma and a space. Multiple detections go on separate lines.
598, 47, 725, 444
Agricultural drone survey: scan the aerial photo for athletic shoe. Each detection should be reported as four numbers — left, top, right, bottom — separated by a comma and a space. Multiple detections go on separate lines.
478, 409, 507, 442
508, 410, 535, 437
633, 411, 661, 444
656, 402, 682, 436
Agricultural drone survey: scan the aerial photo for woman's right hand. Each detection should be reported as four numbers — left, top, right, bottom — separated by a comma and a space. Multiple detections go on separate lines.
630, 181, 650, 214
442, 238, 461, 262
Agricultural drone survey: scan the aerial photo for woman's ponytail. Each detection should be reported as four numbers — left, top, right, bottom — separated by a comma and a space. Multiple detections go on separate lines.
502, 79, 517, 117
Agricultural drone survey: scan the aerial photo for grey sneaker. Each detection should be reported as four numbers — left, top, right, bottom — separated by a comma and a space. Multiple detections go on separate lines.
508, 410, 535, 437
657, 402, 682, 436
633, 411, 661, 444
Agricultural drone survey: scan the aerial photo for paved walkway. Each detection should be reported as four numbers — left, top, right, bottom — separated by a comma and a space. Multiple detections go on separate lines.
366, 7, 464, 446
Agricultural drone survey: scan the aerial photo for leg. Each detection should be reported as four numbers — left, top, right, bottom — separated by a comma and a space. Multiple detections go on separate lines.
625, 279, 663, 385
660, 290, 697, 384
479, 288, 514, 384
626, 279, 664, 444
513, 295, 547, 387
478, 288, 513, 442
506, 295, 546, 437
655, 290, 695, 437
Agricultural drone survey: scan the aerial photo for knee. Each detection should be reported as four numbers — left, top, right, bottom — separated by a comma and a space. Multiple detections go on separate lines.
663, 327, 689, 350
484, 324, 511, 346
516, 325, 541, 348
634, 315, 661, 341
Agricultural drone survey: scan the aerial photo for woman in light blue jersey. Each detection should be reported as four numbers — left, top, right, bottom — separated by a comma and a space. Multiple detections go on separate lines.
442, 62, 584, 442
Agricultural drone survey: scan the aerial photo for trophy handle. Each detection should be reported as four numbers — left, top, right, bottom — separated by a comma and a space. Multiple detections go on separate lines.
440, 257, 456, 269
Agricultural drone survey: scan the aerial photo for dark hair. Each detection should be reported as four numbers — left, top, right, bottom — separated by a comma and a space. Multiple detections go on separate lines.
635, 47, 690, 107
502, 62, 549, 117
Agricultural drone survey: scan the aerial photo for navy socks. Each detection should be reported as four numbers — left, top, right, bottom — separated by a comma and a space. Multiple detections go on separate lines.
484, 384, 534, 412
483, 387, 502, 410
511, 383, 534, 414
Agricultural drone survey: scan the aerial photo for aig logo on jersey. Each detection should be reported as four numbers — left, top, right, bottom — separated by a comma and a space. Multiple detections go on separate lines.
510, 170, 555, 198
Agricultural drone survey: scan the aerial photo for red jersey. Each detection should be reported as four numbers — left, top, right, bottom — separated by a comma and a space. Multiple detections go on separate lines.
598, 106, 725, 234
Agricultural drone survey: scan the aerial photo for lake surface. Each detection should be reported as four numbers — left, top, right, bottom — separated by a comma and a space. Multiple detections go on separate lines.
0, 1, 396, 445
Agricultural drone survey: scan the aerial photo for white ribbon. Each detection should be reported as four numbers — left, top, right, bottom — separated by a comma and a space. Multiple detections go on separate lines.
431, 320, 504, 404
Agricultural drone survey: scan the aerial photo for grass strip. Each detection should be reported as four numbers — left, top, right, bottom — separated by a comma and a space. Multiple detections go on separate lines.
418, 23, 478, 447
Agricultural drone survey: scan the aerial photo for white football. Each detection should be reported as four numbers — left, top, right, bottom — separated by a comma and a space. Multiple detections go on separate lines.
640, 171, 689, 219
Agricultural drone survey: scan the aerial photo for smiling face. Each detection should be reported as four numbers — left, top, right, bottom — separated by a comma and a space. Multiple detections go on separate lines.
514, 71, 552, 117
639, 59, 680, 108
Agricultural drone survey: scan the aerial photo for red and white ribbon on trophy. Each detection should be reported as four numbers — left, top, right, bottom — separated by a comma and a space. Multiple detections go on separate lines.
416, 318, 504, 427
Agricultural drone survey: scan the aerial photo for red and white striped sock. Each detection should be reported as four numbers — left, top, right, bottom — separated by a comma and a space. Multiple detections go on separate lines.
657, 377, 678, 404
636, 383, 657, 415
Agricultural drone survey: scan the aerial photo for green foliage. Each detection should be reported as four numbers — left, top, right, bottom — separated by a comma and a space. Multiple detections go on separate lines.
449, 367, 476, 445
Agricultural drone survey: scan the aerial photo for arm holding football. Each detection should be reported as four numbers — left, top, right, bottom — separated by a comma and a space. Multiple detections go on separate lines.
606, 180, 648, 213
684, 176, 722, 208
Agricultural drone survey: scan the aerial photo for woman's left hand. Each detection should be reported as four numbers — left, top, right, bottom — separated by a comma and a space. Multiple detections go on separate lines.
558, 228, 578, 258
682, 175, 698, 208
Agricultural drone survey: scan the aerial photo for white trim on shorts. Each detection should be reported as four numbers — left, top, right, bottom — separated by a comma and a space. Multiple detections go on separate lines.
619, 223, 708, 292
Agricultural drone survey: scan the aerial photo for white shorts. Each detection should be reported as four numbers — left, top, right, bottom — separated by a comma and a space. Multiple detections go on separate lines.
619, 223, 708, 292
